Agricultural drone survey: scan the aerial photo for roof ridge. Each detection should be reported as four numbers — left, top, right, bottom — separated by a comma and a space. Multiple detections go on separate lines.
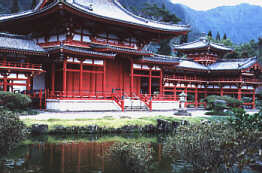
174, 39, 206, 47
0, 32, 30, 40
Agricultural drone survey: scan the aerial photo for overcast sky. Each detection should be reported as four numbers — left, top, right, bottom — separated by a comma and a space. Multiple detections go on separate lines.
170, 0, 262, 10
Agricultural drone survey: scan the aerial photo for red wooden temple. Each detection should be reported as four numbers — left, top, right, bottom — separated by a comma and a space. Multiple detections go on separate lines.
0, 0, 261, 111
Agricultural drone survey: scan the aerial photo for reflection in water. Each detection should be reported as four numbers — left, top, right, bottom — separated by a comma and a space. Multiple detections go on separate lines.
0, 135, 261, 173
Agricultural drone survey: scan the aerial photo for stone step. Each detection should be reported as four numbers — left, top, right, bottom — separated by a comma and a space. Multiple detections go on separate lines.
124, 106, 148, 111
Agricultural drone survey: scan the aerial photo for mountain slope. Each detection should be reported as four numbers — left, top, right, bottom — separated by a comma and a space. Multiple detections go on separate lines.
120, 0, 262, 43
0, 0, 261, 43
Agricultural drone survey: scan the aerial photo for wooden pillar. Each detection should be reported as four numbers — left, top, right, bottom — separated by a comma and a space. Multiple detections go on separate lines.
174, 84, 177, 100
26, 74, 31, 92
195, 84, 198, 108
103, 60, 107, 97
160, 69, 163, 96
130, 61, 134, 96
51, 63, 55, 96
237, 86, 242, 101
220, 86, 224, 96
3, 74, 7, 91
252, 87, 256, 109
149, 69, 152, 96
79, 60, 83, 97
63, 60, 67, 96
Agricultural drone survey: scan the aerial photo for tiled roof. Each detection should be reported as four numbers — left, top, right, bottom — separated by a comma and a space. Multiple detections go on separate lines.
46, 44, 116, 58
91, 44, 152, 55
209, 57, 257, 71
141, 54, 179, 64
174, 37, 233, 52
0, 33, 46, 54
176, 57, 258, 71
0, 0, 190, 33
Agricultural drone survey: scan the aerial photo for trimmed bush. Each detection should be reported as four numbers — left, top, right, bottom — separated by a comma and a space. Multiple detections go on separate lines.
0, 91, 31, 111
0, 110, 26, 157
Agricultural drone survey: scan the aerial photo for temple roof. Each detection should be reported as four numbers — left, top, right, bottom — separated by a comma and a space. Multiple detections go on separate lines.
0, 33, 46, 55
176, 57, 258, 71
140, 54, 179, 65
0, 0, 190, 34
46, 44, 116, 59
209, 57, 257, 71
174, 37, 233, 52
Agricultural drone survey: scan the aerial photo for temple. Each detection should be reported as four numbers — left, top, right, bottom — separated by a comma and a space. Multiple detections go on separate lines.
0, 0, 261, 111
172, 36, 262, 109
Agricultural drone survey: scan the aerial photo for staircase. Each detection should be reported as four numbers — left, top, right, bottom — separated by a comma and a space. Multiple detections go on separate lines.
124, 97, 149, 111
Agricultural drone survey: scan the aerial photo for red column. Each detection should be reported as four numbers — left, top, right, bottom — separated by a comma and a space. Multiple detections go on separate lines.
220, 86, 224, 96
237, 86, 242, 101
252, 87, 256, 109
149, 69, 152, 96
51, 63, 55, 96
79, 60, 83, 97
160, 69, 163, 96
103, 60, 107, 97
130, 62, 134, 96
3, 74, 7, 91
195, 85, 198, 107
174, 84, 177, 100
26, 74, 31, 93
63, 60, 67, 96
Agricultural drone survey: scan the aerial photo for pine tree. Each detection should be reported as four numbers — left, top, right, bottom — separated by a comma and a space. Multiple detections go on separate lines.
180, 34, 188, 44
11, 0, 19, 13
31, 0, 37, 9
223, 33, 227, 40
207, 31, 212, 40
259, 37, 262, 58
216, 32, 221, 41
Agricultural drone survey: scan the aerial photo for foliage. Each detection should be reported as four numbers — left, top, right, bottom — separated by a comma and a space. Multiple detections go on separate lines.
31, 0, 37, 9
10, 0, 19, 13
162, 123, 262, 173
204, 95, 242, 114
0, 91, 32, 111
229, 108, 262, 131
223, 33, 227, 40
106, 142, 154, 173
0, 110, 26, 157
131, 3, 181, 55
216, 32, 221, 41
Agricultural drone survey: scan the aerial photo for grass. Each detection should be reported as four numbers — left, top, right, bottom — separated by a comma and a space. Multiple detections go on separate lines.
22, 115, 230, 132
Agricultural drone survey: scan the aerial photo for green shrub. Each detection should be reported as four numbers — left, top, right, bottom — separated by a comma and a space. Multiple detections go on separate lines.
204, 95, 242, 115
106, 142, 154, 173
229, 108, 262, 131
0, 91, 31, 111
0, 110, 26, 157
162, 123, 262, 173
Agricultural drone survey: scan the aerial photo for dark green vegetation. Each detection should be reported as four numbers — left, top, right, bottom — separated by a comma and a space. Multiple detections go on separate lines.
107, 122, 262, 173
0, 111, 26, 157
0, 91, 31, 112
120, 0, 262, 43
0, 92, 32, 157
204, 95, 242, 115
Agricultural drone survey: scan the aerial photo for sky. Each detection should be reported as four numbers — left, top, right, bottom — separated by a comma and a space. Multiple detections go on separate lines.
170, 0, 262, 10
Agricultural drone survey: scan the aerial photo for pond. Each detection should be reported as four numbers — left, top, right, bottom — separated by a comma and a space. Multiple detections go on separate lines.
1, 134, 261, 173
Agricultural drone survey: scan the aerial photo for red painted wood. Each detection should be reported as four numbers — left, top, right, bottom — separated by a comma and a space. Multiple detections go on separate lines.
149, 69, 152, 96
130, 61, 134, 96
79, 61, 83, 96
63, 60, 67, 96
51, 63, 55, 95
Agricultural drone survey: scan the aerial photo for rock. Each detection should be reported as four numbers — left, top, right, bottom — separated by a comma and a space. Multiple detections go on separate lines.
181, 120, 190, 126
200, 119, 211, 125
31, 124, 48, 135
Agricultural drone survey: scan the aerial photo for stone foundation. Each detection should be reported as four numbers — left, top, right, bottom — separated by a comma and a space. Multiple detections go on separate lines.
152, 101, 179, 111
46, 99, 121, 111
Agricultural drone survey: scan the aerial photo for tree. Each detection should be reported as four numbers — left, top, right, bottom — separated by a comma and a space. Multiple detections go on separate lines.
216, 32, 220, 41
180, 34, 188, 44
31, 0, 37, 9
11, 0, 19, 13
138, 3, 181, 55
223, 33, 227, 40
207, 30, 212, 40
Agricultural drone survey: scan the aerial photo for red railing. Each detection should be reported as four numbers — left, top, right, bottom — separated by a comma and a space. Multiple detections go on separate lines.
112, 93, 125, 112
139, 94, 152, 111
0, 61, 43, 70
